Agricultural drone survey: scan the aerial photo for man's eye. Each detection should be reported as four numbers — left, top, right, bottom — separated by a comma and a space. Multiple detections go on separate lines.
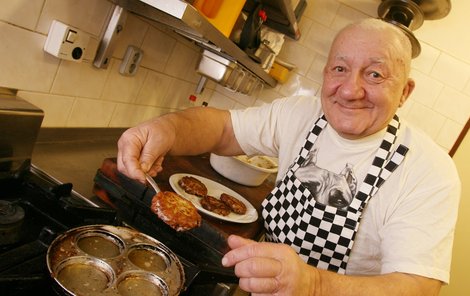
333, 66, 345, 72
370, 71, 382, 78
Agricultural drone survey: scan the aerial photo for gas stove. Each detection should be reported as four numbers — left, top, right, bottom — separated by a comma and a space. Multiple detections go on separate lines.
0, 165, 118, 295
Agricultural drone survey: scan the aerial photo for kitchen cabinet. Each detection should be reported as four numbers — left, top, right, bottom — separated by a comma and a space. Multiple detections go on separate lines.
109, 0, 304, 91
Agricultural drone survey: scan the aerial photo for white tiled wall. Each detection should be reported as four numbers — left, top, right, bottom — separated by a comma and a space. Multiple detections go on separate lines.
0, 0, 469, 152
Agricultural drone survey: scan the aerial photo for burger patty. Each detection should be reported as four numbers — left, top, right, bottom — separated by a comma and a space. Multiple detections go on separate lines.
220, 193, 247, 215
150, 191, 201, 231
200, 195, 231, 216
178, 176, 208, 197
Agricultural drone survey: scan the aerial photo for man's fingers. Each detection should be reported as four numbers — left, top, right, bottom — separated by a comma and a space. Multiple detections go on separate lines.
234, 257, 281, 278
222, 235, 291, 268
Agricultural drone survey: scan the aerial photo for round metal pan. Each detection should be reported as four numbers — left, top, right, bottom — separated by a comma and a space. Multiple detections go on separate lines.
46, 224, 185, 296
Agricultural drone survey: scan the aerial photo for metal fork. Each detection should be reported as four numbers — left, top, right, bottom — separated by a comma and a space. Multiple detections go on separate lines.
145, 173, 161, 194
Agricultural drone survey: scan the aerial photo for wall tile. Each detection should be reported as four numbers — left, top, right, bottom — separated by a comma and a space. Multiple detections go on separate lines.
330, 4, 369, 32
37, 0, 112, 36
207, 91, 237, 110
159, 78, 195, 109
0, 0, 43, 31
113, 14, 149, 59
435, 119, 464, 151
297, 13, 313, 45
18, 91, 74, 127
433, 87, 470, 124
108, 103, 167, 127
403, 102, 446, 139
136, 71, 175, 106
0, 23, 58, 92
66, 97, 116, 127
302, 21, 336, 57
279, 73, 320, 97
408, 69, 443, 108
164, 42, 201, 83
464, 77, 470, 97
100, 59, 148, 103
51, 60, 109, 99
256, 86, 284, 105
337, 0, 377, 17
304, 0, 340, 27
214, 85, 257, 107
278, 40, 316, 76
306, 54, 327, 84
411, 42, 440, 74
140, 26, 177, 72
430, 53, 470, 91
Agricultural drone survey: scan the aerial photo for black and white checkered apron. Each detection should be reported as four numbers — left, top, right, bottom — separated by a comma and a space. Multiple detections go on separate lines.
261, 114, 408, 274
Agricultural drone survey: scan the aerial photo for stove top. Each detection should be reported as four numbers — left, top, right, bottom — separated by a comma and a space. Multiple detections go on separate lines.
0, 163, 238, 296
0, 165, 117, 295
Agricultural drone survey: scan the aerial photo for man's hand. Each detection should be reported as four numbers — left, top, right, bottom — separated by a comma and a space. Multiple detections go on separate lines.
222, 235, 318, 295
117, 117, 175, 184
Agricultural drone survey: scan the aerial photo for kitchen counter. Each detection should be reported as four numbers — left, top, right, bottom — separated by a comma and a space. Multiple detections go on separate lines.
32, 127, 276, 240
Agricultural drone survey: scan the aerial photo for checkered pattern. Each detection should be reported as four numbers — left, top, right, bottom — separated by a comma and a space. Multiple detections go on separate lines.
261, 114, 408, 274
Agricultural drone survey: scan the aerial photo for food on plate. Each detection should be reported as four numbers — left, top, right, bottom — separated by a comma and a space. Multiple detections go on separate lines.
200, 195, 231, 216
220, 193, 247, 215
150, 191, 201, 231
178, 176, 208, 197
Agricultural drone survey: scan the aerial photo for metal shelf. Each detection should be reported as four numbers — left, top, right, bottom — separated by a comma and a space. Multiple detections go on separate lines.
111, 0, 277, 87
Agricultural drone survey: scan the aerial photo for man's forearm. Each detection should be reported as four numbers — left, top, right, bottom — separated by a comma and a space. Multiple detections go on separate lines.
315, 269, 441, 296
162, 107, 240, 156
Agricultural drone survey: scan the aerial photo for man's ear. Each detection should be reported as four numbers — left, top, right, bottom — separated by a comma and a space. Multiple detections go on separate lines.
399, 78, 415, 107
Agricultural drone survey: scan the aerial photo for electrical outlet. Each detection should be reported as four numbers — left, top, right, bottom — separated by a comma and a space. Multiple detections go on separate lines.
119, 46, 143, 76
44, 20, 90, 62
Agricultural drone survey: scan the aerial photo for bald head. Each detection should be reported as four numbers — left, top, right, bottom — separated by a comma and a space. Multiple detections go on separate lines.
332, 18, 412, 78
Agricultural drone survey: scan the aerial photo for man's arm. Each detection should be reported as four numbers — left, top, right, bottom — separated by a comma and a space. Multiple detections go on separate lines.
117, 107, 244, 183
222, 235, 441, 296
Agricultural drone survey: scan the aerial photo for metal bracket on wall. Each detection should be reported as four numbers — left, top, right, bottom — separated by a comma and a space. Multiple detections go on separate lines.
93, 5, 128, 69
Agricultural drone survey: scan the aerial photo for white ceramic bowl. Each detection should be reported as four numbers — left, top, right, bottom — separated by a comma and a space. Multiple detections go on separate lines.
209, 153, 278, 186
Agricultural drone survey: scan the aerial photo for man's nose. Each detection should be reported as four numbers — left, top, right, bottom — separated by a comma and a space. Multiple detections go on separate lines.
338, 72, 365, 99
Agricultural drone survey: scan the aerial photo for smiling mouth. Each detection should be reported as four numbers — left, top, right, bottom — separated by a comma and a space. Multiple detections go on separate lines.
335, 102, 371, 110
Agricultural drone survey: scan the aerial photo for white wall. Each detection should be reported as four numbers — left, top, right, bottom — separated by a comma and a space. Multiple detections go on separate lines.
0, 0, 469, 153
440, 129, 470, 295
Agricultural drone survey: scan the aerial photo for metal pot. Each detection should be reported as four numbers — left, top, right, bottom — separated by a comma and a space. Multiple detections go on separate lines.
46, 224, 185, 296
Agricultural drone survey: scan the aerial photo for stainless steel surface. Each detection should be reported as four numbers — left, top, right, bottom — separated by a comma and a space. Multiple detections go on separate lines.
111, 0, 277, 87
0, 93, 44, 179
196, 50, 236, 82
378, 0, 424, 30
380, 0, 451, 20
146, 173, 161, 194
32, 128, 125, 200
93, 5, 128, 69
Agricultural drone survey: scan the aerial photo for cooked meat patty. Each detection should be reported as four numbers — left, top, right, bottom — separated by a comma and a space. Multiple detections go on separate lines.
150, 191, 201, 231
200, 195, 231, 216
178, 176, 208, 197
220, 193, 247, 215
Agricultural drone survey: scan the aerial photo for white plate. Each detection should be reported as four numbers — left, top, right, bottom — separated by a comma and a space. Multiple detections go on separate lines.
169, 173, 258, 223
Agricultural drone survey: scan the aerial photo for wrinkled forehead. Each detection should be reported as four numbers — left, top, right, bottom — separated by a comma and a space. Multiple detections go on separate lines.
330, 22, 411, 75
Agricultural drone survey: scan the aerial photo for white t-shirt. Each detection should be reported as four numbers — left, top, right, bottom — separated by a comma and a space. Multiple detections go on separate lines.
230, 95, 461, 283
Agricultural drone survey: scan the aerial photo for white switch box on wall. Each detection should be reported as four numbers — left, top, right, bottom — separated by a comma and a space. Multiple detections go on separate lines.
44, 20, 90, 62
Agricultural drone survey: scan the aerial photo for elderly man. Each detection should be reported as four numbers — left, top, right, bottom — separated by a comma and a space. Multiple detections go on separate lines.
117, 18, 460, 295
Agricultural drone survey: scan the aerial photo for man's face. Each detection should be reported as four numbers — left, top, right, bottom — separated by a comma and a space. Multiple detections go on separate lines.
321, 26, 414, 139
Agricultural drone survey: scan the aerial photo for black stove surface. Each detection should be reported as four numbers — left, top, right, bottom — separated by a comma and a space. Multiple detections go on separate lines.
0, 166, 117, 295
